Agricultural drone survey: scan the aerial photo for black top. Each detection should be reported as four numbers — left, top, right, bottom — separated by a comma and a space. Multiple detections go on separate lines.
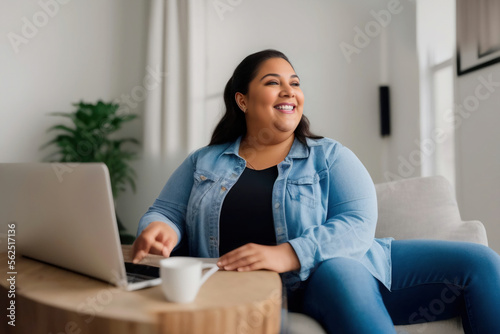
219, 166, 278, 255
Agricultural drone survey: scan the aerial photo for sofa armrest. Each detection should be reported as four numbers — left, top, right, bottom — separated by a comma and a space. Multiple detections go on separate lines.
448, 220, 488, 246
285, 312, 326, 334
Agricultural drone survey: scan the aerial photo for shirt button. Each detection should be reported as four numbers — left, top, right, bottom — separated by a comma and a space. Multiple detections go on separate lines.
221, 186, 227, 191
200, 175, 207, 181
274, 202, 280, 209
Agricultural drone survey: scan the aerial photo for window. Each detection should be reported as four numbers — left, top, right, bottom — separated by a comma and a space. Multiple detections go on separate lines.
417, 0, 456, 189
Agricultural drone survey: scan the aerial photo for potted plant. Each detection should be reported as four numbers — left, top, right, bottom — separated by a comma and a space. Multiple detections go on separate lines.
41, 100, 139, 244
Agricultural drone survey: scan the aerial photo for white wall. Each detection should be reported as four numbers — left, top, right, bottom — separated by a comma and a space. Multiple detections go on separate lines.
1, 0, 421, 236
383, 0, 421, 182
455, 65, 500, 253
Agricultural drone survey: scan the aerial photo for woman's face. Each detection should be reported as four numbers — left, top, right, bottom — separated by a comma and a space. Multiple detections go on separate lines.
236, 57, 304, 143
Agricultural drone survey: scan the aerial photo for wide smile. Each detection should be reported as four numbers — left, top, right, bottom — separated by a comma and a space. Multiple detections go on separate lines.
274, 103, 296, 114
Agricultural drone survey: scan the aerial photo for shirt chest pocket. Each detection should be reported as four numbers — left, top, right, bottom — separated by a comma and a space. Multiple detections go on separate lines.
189, 169, 220, 215
286, 174, 319, 209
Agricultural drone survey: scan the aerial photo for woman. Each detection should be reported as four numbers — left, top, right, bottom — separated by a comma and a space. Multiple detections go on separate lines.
132, 49, 500, 333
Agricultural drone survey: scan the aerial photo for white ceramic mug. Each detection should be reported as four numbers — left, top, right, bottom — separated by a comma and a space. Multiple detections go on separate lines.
159, 257, 219, 303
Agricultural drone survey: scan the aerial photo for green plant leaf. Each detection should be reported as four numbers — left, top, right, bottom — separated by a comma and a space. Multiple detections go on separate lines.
125, 174, 137, 193
120, 114, 138, 122
46, 124, 76, 134
115, 138, 140, 146
48, 111, 76, 119
41, 100, 139, 199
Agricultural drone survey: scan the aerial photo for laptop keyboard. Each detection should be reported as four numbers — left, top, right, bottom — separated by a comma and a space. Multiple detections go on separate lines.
126, 272, 157, 283
124, 262, 160, 283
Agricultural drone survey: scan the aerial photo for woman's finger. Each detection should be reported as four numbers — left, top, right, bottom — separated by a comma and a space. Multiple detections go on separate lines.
236, 261, 263, 272
218, 243, 256, 266
132, 234, 155, 263
148, 240, 168, 255
132, 222, 178, 263
132, 249, 147, 264
223, 254, 260, 271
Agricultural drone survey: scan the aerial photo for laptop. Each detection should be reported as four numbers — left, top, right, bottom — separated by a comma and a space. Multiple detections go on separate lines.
0, 162, 161, 291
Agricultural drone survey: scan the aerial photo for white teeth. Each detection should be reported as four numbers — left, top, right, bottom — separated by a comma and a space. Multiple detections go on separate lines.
275, 105, 294, 111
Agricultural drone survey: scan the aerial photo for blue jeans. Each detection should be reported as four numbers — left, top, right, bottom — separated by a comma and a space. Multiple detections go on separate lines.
286, 240, 500, 334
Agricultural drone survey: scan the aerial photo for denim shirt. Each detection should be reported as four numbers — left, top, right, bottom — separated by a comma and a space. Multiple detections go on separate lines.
137, 136, 393, 290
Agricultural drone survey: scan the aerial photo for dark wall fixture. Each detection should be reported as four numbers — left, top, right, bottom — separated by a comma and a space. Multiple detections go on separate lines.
379, 85, 391, 137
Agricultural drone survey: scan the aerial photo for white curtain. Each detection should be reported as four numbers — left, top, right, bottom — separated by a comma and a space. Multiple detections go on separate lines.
143, 0, 206, 159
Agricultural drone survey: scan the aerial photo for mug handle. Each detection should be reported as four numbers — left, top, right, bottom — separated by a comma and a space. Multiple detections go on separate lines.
199, 263, 219, 286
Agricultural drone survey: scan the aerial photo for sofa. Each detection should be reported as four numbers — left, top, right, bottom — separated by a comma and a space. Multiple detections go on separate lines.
284, 175, 489, 334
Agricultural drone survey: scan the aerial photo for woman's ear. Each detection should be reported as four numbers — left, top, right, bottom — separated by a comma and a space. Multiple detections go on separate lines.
235, 92, 247, 113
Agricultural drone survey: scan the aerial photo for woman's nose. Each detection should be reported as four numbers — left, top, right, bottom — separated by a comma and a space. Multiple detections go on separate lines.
280, 84, 295, 97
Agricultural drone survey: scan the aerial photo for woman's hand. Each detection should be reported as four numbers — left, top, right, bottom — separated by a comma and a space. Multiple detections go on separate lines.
217, 242, 300, 273
131, 221, 179, 263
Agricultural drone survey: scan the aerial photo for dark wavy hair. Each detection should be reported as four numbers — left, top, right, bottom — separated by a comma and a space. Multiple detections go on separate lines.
209, 49, 322, 146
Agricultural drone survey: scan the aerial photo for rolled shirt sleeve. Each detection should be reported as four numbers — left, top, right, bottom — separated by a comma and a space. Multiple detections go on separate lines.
288, 145, 378, 281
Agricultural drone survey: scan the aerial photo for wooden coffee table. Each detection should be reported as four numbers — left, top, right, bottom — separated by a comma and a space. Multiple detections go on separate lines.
0, 245, 282, 334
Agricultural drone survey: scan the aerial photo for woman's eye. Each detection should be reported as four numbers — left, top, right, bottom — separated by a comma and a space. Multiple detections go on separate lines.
291, 82, 300, 87
266, 81, 279, 85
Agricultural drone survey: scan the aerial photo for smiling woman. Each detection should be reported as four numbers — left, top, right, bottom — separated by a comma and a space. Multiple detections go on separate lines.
132, 50, 500, 334
235, 58, 304, 169
210, 50, 322, 170
240, 60, 302, 132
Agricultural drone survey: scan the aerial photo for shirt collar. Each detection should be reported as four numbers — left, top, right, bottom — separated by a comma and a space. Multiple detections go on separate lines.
221, 136, 243, 157
287, 137, 309, 159
221, 135, 310, 159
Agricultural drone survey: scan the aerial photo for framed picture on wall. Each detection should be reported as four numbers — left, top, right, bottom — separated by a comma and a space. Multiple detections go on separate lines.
457, 0, 500, 76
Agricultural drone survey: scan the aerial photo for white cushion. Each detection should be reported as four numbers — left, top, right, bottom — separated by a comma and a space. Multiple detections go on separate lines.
395, 317, 463, 333
285, 313, 464, 334
285, 312, 326, 334
375, 176, 487, 245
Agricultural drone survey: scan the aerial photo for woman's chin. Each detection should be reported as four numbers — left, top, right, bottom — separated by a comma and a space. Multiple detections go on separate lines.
273, 122, 300, 134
